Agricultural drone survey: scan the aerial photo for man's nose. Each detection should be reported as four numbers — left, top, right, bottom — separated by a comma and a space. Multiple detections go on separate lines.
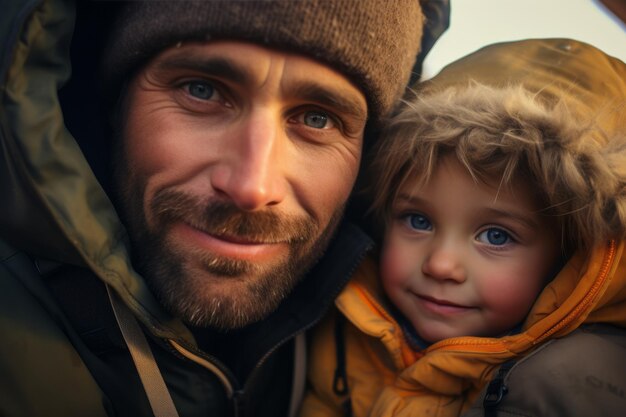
210, 109, 287, 211
421, 240, 466, 283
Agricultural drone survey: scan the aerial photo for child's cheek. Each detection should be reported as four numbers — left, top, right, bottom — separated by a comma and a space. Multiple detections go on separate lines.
479, 273, 538, 318
380, 240, 412, 286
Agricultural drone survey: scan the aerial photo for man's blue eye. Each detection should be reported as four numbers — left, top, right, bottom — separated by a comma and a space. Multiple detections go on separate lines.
303, 111, 329, 129
406, 214, 432, 231
187, 81, 215, 100
477, 228, 511, 246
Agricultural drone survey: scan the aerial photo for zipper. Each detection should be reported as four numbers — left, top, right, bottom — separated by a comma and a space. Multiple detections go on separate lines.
483, 360, 516, 416
533, 239, 617, 344
168, 339, 238, 398
167, 339, 250, 416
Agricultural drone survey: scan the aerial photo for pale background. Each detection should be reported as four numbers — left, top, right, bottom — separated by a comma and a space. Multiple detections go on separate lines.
421, 0, 626, 80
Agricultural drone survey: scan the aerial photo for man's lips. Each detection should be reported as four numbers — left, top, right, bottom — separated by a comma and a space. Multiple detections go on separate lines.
172, 222, 287, 262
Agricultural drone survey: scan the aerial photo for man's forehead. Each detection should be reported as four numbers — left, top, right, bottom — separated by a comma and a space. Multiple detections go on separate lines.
151, 41, 368, 121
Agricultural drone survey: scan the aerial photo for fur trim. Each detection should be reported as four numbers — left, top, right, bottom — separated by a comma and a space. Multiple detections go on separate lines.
368, 83, 626, 249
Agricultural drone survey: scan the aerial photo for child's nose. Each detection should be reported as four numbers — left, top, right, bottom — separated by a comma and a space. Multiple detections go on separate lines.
421, 244, 466, 283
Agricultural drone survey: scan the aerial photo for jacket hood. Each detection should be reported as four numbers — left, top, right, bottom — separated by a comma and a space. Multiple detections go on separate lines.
395, 39, 626, 249
415, 38, 626, 133
0, 0, 200, 340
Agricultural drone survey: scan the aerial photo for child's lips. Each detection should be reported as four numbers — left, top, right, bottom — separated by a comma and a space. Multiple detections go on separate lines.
419, 294, 468, 308
414, 293, 475, 315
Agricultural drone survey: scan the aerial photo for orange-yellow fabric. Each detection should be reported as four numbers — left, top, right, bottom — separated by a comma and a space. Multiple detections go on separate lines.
300, 240, 626, 417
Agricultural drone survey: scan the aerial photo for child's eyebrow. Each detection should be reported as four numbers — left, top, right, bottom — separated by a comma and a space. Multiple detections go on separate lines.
482, 207, 540, 230
395, 192, 426, 205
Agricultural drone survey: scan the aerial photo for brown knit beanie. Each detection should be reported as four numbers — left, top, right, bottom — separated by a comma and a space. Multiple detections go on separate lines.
102, 0, 424, 120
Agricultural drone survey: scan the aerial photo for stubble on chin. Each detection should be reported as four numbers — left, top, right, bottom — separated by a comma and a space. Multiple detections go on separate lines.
122, 189, 342, 329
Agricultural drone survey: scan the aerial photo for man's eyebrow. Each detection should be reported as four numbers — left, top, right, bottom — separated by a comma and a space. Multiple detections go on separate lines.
155, 55, 250, 84
153, 54, 368, 121
289, 83, 368, 122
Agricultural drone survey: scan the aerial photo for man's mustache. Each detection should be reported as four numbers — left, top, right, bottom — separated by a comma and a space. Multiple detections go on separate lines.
150, 190, 318, 243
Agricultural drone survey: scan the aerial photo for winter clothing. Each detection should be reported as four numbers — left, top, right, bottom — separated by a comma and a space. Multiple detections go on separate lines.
302, 241, 626, 417
0, 0, 450, 416
464, 324, 626, 417
103, 0, 425, 121
300, 39, 626, 417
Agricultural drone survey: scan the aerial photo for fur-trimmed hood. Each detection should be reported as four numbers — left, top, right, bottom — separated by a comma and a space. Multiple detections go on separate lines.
371, 39, 626, 250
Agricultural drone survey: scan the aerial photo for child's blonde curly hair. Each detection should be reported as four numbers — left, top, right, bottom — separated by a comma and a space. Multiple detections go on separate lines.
367, 82, 626, 252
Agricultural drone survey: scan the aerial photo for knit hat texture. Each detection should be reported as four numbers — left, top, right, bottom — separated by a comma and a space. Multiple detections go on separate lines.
103, 0, 424, 120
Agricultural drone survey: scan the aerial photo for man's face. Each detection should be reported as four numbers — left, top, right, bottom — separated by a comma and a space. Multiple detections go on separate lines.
115, 41, 367, 328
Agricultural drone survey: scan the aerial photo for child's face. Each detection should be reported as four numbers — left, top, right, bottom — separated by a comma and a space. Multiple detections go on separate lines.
380, 156, 561, 343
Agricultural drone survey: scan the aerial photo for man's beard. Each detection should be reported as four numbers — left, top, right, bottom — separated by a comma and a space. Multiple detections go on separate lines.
120, 188, 343, 329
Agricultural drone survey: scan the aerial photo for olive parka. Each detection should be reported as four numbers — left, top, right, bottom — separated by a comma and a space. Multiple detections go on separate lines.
300, 39, 626, 417
0, 1, 383, 416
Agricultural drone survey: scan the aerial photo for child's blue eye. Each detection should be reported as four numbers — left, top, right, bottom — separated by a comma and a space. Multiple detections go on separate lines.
405, 214, 432, 231
477, 228, 511, 246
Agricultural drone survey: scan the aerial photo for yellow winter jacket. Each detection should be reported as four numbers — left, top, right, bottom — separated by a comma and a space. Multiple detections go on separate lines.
300, 239, 626, 417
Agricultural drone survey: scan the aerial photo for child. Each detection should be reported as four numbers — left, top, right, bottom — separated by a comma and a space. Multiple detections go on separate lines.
299, 39, 626, 417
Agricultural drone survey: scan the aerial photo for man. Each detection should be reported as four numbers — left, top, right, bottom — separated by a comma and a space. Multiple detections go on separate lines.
0, 1, 447, 416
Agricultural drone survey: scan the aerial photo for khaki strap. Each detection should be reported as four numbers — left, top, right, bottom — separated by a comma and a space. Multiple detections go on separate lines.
288, 332, 307, 417
107, 286, 180, 417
